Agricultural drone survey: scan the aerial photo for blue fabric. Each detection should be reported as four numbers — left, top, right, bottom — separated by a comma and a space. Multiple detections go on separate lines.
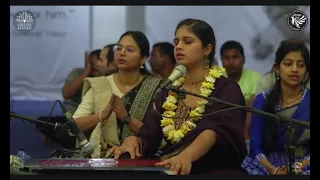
242, 152, 310, 175
242, 89, 310, 175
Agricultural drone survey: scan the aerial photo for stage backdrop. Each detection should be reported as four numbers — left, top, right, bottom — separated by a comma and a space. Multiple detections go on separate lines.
10, 6, 310, 101
145, 6, 310, 74
10, 6, 91, 101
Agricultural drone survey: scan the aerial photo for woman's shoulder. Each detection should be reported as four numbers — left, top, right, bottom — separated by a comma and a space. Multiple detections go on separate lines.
207, 77, 243, 100
85, 75, 109, 82
303, 88, 310, 100
215, 76, 241, 91
217, 75, 236, 84
84, 76, 112, 91
256, 88, 272, 100
104, 74, 114, 82
305, 87, 310, 93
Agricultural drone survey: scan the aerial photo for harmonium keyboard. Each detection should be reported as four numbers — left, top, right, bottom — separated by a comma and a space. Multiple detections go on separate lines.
21, 158, 174, 175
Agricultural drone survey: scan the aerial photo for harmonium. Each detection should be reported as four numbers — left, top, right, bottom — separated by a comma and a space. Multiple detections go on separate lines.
20, 158, 174, 175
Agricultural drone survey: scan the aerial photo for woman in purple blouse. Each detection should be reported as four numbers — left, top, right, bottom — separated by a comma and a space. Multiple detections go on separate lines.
112, 18, 248, 175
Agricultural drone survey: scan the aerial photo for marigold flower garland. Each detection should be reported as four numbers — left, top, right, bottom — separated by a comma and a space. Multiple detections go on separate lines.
161, 66, 226, 143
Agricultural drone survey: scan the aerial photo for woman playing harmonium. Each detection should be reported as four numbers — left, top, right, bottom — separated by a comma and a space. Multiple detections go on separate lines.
241, 40, 310, 175
73, 31, 162, 158
112, 18, 248, 175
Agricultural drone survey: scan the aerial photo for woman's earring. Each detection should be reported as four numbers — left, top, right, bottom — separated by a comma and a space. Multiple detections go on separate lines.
276, 74, 280, 80
202, 56, 210, 69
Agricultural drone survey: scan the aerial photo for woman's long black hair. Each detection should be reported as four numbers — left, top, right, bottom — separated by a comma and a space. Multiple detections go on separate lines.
262, 40, 310, 154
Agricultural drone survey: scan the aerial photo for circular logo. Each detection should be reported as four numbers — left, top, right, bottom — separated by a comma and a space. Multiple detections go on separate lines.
287, 10, 308, 31
13, 10, 36, 34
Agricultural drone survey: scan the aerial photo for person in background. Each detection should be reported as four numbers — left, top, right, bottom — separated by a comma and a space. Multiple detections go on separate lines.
241, 40, 310, 175
63, 49, 99, 114
220, 40, 262, 152
256, 40, 310, 94
149, 42, 176, 79
72, 31, 162, 158
38, 47, 117, 149
99, 44, 118, 76
257, 70, 310, 94
112, 18, 247, 175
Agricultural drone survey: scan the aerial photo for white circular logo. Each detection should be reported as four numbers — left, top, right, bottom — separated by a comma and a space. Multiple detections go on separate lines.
287, 10, 308, 31
13, 10, 36, 34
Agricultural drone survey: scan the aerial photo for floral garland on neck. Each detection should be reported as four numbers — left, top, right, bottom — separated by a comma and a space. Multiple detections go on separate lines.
161, 65, 226, 144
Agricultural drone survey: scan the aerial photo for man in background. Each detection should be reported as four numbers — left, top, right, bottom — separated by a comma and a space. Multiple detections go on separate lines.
220, 40, 262, 152
38, 47, 117, 148
62, 49, 102, 114
148, 42, 176, 79
63, 47, 117, 114
99, 44, 118, 77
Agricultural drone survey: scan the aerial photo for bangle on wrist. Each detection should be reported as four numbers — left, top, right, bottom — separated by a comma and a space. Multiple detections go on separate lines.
99, 111, 103, 123
272, 167, 279, 175
137, 137, 142, 155
255, 153, 267, 162
294, 161, 304, 169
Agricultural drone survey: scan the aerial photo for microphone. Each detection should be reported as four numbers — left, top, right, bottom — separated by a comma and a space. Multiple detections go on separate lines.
10, 112, 63, 129
59, 104, 94, 157
153, 65, 186, 99
166, 86, 310, 129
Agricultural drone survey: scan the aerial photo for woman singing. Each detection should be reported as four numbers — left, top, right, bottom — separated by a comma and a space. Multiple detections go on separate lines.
73, 31, 162, 158
241, 40, 310, 175
112, 18, 248, 175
